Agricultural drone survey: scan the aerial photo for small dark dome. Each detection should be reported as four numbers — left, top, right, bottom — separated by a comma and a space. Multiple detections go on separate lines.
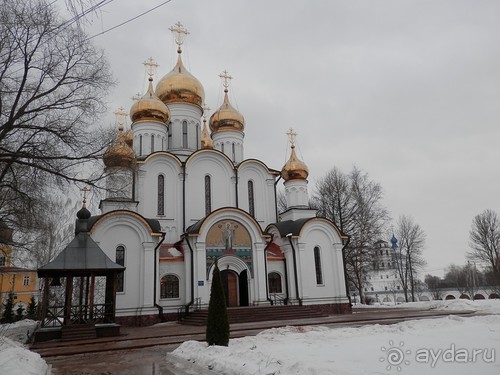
77, 206, 91, 220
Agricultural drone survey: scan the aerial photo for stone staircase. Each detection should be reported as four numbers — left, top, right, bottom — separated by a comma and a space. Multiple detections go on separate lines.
61, 324, 97, 341
180, 305, 328, 326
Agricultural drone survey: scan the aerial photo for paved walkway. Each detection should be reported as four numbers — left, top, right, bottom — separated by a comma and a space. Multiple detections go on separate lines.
31, 307, 476, 374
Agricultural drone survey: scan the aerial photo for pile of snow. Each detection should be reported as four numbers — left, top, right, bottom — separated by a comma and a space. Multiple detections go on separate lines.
172, 314, 500, 374
0, 319, 38, 344
0, 321, 49, 375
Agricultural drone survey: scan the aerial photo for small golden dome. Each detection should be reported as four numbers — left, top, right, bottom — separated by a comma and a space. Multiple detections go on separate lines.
130, 78, 170, 124
281, 145, 309, 181
124, 129, 133, 148
155, 54, 205, 107
209, 90, 245, 133
200, 117, 213, 149
103, 128, 136, 169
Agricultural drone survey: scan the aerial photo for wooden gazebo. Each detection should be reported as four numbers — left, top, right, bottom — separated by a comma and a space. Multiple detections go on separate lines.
36, 205, 125, 342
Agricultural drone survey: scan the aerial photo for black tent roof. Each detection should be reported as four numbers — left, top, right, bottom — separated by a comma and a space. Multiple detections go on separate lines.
38, 232, 125, 277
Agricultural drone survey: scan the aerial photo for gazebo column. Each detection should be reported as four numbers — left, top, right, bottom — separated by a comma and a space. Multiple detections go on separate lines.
105, 273, 117, 323
78, 276, 84, 323
89, 273, 95, 322
64, 276, 74, 325
41, 278, 50, 327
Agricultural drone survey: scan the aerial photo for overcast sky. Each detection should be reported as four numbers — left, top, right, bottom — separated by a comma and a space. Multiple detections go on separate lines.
71, 0, 500, 277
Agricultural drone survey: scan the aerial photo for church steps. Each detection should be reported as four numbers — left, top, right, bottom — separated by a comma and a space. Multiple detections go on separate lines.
180, 305, 328, 326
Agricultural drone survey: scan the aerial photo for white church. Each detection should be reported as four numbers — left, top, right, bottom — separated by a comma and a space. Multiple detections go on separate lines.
87, 23, 350, 325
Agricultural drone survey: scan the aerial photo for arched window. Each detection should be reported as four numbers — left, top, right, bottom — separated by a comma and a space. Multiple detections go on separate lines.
205, 175, 211, 216
221, 143, 224, 153
160, 275, 179, 298
232, 142, 236, 161
248, 180, 255, 217
182, 120, 188, 148
167, 123, 172, 148
268, 272, 282, 293
157, 175, 165, 216
0, 253, 6, 266
116, 245, 125, 292
314, 246, 323, 285
139, 135, 143, 156
196, 124, 200, 148
151, 134, 155, 153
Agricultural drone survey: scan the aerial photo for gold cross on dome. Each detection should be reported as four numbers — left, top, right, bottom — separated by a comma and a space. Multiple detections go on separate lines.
80, 186, 90, 206
219, 70, 233, 90
143, 57, 159, 78
286, 128, 298, 147
131, 92, 142, 101
169, 22, 189, 51
113, 106, 128, 130
202, 103, 210, 121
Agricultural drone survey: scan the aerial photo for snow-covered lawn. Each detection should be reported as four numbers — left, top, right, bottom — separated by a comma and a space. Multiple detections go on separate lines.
0, 320, 49, 375
172, 300, 500, 374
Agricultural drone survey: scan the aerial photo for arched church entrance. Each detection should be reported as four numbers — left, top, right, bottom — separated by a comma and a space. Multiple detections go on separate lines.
220, 269, 249, 307
206, 219, 253, 306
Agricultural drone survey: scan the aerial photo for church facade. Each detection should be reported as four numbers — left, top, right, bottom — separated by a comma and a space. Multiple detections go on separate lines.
88, 23, 350, 325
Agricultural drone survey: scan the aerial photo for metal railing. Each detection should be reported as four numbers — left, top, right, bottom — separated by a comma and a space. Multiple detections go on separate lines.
177, 297, 202, 321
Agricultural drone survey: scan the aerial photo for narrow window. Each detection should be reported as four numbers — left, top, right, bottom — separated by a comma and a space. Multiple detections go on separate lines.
139, 135, 143, 156
248, 180, 255, 217
196, 124, 200, 148
182, 120, 188, 148
160, 275, 179, 298
314, 246, 323, 285
151, 134, 155, 153
232, 143, 236, 161
168, 123, 172, 148
157, 175, 165, 216
0, 254, 5, 266
268, 272, 282, 293
23, 276, 29, 286
221, 143, 224, 153
205, 175, 211, 216
116, 245, 125, 292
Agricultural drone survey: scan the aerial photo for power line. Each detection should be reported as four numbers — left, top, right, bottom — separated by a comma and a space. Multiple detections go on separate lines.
86, 0, 173, 41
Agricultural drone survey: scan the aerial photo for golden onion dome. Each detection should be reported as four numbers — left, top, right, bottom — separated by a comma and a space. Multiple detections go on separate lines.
281, 144, 309, 181
130, 78, 170, 124
103, 128, 136, 169
124, 129, 133, 148
209, 89, 245, 133
155, 53, 205, 107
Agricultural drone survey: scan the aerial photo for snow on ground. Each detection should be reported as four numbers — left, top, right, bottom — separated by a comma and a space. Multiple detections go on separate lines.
0, 320, 49, 375
172, 300, 500, 374
355, 299, 500, 314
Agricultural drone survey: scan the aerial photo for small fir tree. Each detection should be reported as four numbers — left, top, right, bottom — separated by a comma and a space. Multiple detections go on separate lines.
206, 262, 230, 346
15, 304, 25, 321
26, 296, 37, 320
2, 292, 15, 323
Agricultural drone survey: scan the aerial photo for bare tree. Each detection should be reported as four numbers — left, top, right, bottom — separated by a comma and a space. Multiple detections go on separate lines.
424, 274, 443, 300
393, 215, 426, 302
312, 166, 390, 303
468, 209, 500, 287
0, 0, 113, 242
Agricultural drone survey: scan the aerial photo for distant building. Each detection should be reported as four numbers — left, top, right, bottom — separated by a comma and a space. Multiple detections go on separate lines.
0, 223, 39, 308
364, 239, 402, 303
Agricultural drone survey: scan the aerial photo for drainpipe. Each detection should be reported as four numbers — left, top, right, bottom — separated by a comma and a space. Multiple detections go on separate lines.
182, 163, 186, 232
263, 234, 274, 305
341, 236, 351, 309
286, 233, 302, 306
154, 232, 166, 321
182, 234, 195, 315
274, 176, 282, 222
234, 167, 239, 208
